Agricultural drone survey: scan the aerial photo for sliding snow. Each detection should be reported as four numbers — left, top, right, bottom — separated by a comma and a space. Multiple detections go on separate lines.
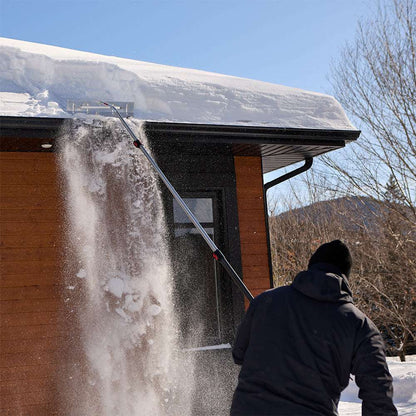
59, 119, 194, 415
0, 37, 355, 130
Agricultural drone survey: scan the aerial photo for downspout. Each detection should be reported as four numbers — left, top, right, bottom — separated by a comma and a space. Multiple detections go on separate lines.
263, 157, 313, 288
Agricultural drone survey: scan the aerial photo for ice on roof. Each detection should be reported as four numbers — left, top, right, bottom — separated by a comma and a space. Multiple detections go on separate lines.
0, 37, 355, 130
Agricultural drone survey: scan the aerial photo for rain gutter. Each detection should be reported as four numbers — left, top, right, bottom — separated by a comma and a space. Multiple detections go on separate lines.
263, 157, 314, 288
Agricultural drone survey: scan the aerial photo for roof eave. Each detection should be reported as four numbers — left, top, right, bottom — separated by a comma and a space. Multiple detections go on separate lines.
0, 116, 360, 172
144, 121, 360, 143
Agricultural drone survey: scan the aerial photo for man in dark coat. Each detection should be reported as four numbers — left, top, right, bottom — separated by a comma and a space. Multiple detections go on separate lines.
230, 240, 397, 416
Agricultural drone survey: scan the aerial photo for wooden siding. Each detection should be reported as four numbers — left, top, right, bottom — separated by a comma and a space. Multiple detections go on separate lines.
0, 152, 62, 415
234, 156, 271, 305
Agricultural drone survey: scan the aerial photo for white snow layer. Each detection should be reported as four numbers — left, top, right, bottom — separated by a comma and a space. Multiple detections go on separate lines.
0, 37, 356, 130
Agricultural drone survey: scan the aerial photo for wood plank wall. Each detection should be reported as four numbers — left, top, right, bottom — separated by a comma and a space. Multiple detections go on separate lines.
0, 152, 62, 415
234, 156, 271, 304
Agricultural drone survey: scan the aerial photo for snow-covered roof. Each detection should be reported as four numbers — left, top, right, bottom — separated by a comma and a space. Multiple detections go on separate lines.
0, 37, 355, 130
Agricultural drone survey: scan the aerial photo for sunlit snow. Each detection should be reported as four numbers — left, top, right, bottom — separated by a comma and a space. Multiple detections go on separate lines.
339, 356, 416, 415
0, 37, 356, 130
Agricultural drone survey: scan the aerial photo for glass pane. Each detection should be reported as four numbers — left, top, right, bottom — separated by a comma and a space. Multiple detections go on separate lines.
173, 198, 213, 223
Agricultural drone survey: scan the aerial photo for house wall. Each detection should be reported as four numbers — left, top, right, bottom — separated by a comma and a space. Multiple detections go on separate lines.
0, 152, 62, 415
234, 156, 272, 304
0, 149, 272, 414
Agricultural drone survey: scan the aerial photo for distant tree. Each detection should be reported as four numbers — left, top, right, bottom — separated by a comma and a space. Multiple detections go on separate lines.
325, 0, 415, 223
384, 174, 405, 205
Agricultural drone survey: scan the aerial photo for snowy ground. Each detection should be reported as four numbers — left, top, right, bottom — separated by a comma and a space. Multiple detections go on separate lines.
339, 355, 416, 415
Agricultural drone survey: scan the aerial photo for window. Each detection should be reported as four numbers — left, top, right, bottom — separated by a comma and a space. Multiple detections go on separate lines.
173, 198, 214, 237
172, 196, 222, 347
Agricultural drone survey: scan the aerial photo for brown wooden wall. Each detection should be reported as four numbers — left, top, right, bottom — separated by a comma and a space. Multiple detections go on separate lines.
234, 156, 271, 303
0, 152, 62, 415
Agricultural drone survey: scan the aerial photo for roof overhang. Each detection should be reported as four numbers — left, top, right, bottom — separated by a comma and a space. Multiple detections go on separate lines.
144, 122, 359, 173
0, 116, 360, 173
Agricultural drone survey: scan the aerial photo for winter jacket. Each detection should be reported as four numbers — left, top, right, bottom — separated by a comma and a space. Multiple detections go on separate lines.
230, 263, 397, 416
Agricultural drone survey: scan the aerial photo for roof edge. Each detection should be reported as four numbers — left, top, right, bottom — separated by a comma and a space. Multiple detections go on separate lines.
144, 121, 360, 142
0, 116, 360, 153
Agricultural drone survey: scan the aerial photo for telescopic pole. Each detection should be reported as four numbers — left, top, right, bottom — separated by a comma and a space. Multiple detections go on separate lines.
101, 102, 254, 302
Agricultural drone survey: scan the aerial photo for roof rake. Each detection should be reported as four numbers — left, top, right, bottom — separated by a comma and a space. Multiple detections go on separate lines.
67, 100, 134, 117
101, 101, 254, 303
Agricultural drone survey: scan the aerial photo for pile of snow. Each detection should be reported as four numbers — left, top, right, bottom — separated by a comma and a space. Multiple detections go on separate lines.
0, 37, 356, 130
339, 355, 416, 415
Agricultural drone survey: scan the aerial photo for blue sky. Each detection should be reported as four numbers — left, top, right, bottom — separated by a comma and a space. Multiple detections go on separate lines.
1, 0, 370, 95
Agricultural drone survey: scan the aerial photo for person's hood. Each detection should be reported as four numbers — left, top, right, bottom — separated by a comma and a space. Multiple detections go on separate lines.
291, 263, 353, 304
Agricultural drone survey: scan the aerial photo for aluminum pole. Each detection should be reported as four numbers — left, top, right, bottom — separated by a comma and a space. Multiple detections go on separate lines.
101, 102, 254, 302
